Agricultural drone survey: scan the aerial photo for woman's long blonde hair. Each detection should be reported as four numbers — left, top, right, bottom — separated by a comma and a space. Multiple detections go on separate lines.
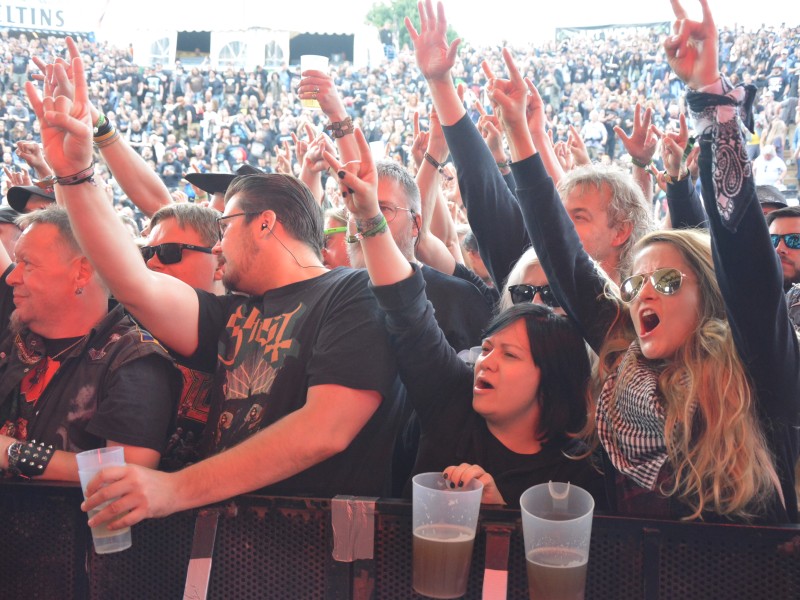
599, 229, 779, 520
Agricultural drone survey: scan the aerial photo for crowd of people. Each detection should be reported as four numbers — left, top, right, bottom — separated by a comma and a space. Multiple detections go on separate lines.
0, 0, 799, 536
1, 12, 799, 224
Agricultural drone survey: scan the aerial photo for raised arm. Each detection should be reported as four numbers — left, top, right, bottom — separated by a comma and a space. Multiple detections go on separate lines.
34, 40, 172, 218
492, 48, 619, 351
614, 103, 661, 203
668, 0, 799, 424
660, 113, 706, 229
26, 43, 201, 357
407, 1, 529, 288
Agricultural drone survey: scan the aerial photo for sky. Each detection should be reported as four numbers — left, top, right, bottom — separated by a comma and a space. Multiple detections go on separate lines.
433, 0, 799, 45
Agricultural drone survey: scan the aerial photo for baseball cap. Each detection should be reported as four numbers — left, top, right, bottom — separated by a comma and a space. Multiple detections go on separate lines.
185, 164, 262, 195
7, 184, 56, 212
0, 203, 22, 225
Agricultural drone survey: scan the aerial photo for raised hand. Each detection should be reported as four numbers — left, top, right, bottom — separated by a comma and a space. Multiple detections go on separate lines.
483, 49, 528, 133
663, 0, 719, 89
567, 125, 591, 166
274, 141, 293, 175
291, 122, 316, 167
474, 101, 507, 161
304, 133, 337, 173
323, 128, 378, 221
614, 103, 662, 166
297, 70, 348, 120
3, 165, 33, 187
24, 44, 93, 177
411, 111, 430, 168
15, 141, 52, 178
660, 113, 691, 179
405, 0, 461, 82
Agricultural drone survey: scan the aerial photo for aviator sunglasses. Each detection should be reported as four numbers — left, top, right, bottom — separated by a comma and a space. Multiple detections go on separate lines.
771, 233, 800, 250
619, 267, 688, 303
508, 284, 561, 308
140, 243, 214, 265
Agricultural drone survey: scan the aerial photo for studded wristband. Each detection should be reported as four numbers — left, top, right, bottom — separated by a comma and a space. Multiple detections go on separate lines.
7, 439, 55, 478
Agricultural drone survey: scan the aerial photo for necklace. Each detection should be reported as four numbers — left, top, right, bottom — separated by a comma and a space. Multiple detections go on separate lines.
49, 334, 89, 362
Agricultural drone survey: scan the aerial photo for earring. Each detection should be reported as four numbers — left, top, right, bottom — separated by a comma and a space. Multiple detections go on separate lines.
75, 287, 84, 296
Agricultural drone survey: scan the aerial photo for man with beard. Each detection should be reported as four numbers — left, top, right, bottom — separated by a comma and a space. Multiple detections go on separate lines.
34, 46, 401, 526
0, 206, 179, 481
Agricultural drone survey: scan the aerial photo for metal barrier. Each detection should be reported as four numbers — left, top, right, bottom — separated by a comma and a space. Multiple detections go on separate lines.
2, 481, 799, 599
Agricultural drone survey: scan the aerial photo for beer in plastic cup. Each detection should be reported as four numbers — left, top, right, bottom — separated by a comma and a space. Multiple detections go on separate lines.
76, 446, 132, 554
520, 482, 594, 600
300, 55, 329, 109
412, 472, 483, 598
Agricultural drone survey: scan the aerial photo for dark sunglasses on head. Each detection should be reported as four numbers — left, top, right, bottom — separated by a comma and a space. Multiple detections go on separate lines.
140, 243, 214, 265
619, 267, 687, 303
508, 284, 560, 308
771, 233, 800, 250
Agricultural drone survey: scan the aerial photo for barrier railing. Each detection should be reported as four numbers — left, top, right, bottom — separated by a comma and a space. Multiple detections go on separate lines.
2, 481, 799, 599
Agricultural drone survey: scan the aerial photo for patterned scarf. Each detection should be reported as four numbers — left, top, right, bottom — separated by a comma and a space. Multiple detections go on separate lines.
596, 341, 672, 491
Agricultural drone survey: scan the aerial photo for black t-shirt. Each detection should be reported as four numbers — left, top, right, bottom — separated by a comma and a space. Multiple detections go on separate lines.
182, 268, 403, 497
421, 265, 492, 352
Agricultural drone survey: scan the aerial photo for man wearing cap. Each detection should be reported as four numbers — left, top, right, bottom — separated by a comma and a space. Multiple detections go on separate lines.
757, 184, 789, 216
186, 163, 262, 212
7, 183, 56, 213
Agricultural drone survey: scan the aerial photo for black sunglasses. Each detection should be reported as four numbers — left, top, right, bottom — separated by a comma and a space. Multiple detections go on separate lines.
771, 233, 800, 250
508, 284, 560, 308
141, 243, 214, 265
619, 267, 687, 303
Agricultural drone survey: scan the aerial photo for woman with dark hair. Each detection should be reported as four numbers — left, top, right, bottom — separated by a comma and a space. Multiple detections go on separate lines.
476, 0, 799, 523
324, 130, 603, 507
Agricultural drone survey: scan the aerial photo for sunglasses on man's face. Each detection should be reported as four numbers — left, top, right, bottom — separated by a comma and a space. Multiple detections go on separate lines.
771, 233, 800, 250
140, 243, 214, 265
508, 284, 560, 308
619, 267, 687, 303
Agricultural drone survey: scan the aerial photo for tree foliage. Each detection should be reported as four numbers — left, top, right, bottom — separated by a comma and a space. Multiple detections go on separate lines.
366, 0, 460, 51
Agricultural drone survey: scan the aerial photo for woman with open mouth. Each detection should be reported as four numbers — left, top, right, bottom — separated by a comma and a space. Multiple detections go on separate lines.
490, 0, 799, 523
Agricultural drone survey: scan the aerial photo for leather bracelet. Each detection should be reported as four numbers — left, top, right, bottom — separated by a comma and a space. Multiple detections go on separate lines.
325, 116, 354, 139
56, 163, 95, 186
6, 439, 55, 478
630, 156, 652, 169
423, 152, 454, 181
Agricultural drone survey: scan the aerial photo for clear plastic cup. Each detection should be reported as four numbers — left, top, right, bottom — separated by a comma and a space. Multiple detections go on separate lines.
520, 482, 595, 600
299, 54, 329, 109
76, 447, 132, 554
412, 472, 483, 599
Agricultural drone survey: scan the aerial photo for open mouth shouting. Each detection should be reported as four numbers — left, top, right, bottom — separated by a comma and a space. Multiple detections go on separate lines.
638, 309, 661, 337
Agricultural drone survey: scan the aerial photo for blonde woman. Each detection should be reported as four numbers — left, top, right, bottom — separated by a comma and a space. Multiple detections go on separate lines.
468, 0, 799, 522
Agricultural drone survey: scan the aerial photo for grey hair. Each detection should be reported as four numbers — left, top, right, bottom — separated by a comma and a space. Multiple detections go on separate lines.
17, 204, 82, 256
375, 159, 421, 214
149, 203, 221, 247
498, 247, 541, 312
557, 164, 655, 277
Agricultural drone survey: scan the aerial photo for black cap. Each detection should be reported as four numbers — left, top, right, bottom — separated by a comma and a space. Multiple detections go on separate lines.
756, 185, 788, 208
185, 164, 262, 195
7, 185, 56, 212
0, 204, 22, 225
